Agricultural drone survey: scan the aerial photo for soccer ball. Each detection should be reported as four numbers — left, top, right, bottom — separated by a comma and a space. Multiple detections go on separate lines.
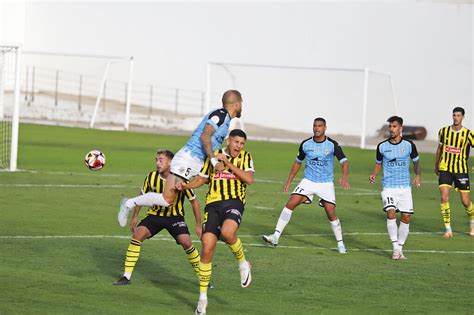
84, 150, 106, 171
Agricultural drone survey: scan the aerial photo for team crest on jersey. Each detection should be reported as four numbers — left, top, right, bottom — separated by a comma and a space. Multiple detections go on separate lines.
401, 147, 406, 154
236, 158, 242, 168
325, 148, 329, 155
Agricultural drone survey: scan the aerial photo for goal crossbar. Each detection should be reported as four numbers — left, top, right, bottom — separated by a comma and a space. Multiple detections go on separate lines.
206, 62, 398, 149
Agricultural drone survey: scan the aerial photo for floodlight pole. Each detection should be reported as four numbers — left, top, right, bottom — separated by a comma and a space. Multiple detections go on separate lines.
360, 68, 369, 149
10, 46, 22, 172
124, 56, 134, 130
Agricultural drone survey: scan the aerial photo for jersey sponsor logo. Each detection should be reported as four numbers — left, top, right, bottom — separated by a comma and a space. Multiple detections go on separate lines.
214, 172, 237, 180
309, 158, 328, 167
387, 158, 406, 167
445, 146, 461, 154
384, 150, 392, 153
172, 221, 188, 228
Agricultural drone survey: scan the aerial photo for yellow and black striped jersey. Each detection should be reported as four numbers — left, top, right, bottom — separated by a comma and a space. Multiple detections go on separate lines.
141, 171, 195, 217
438, 126, 474, 173
200, 149, 254, 205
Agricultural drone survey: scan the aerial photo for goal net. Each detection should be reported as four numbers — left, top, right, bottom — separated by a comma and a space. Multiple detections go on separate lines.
206, 62, 398, 148
22, 51, 133, 130
0, 45, 21, 171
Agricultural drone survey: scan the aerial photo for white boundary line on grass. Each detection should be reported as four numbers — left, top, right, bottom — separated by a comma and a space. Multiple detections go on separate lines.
10, 170, 441, 185
0, 183, 380, 195
0, 184, 130, 188
1, 234, 472, 255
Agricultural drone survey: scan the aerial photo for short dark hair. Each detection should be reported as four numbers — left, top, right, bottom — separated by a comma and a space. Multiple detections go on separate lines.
387, 116, 403, 126
229, 129, 247, 140
314, 117, 326, 125
156, 149, 174, 160
453, 107, 465, 116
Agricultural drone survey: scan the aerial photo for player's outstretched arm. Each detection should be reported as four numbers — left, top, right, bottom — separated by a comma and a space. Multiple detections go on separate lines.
413, 159, 421, 188
283, 161, 302, 192
200, 124, 224, 171
369, 163, 382, 184
130, 206, 142, 233
339, 160, 350, 190
180, 176, 208, 190
189, 199, 202, 238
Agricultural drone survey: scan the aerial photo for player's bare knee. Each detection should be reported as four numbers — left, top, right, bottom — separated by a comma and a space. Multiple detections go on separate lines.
220, 231, 236, 244
401, 214, 411, 224
133, 230, 149, 242
386, 209, 397, 220
178, 236, 192, 249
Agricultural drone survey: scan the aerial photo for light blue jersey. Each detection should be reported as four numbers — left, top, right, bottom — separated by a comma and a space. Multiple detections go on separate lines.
183, 108, 231, 162
296, 136, 347, 183
376, 138, 419, 188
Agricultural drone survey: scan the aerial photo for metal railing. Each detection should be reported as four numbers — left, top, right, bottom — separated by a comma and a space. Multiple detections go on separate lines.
22, 65, 208, 117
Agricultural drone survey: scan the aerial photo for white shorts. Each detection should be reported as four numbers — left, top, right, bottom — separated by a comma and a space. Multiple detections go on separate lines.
291, 178, 336, 206
170, 148, 204, 181
381, 188, 414, 214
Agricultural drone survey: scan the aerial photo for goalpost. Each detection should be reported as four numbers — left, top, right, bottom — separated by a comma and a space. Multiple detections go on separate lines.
0, 45, 21, 171
22, 51, 134, 130
206, 62, 398, 149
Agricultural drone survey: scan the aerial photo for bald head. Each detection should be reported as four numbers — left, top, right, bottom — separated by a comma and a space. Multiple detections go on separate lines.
221, 90, 243, 118
222, 90, 242, 106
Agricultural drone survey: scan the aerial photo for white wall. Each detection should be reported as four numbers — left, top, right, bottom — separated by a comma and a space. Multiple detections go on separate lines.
3, 1, 473, 139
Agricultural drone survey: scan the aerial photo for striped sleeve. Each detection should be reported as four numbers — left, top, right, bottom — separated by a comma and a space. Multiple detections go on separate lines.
185, 188, 196, 201
469, 130, 474, 147
141, 172, 152, 194
200, 157, 212, 178
243, 151, 255, 172
438, 128, 444, 145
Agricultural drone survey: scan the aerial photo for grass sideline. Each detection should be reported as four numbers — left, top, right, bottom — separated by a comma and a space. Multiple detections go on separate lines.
0, 123, 472, 314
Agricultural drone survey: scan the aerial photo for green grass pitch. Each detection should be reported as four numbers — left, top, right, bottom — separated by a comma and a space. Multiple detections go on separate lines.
1, 123, 472, 314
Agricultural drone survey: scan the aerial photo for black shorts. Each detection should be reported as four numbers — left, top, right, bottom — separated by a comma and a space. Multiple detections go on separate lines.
203, 199, 245, 237
438, 171, 470, 192
138, 215, 190, 241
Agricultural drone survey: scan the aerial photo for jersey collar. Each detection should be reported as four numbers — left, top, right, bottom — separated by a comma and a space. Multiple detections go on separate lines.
312, 136, 327, 143
388, 137, 403, 145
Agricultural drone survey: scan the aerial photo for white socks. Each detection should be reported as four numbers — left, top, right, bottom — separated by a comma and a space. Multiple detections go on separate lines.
123, 272, 132, 280
330, 218, 343, 242
387, 219, 398, 250
274, 207, 293, 239
126, 192, 170, 208
387, 219, 410, 251
398, 222, 410, 249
